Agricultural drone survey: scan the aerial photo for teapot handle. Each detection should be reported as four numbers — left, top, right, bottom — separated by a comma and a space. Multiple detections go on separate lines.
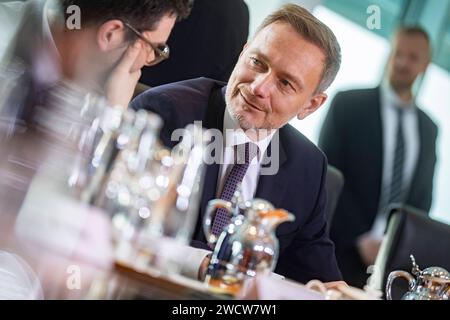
386, 271, 416, 300
445, 286, 450, 300
203, 199, 233, 246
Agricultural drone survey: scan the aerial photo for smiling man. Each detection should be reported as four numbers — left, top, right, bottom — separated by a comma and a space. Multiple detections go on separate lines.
132, 4, 342, 284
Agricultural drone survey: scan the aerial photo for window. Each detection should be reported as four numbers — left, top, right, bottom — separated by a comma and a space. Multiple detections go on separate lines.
322, 0, 407, 39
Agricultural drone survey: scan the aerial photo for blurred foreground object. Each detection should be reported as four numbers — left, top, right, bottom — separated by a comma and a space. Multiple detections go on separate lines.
107, 124, 210, 275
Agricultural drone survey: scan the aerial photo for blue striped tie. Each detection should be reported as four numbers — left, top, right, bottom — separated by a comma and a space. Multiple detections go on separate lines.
388, 108, 405, 204
210, 142, 258, 237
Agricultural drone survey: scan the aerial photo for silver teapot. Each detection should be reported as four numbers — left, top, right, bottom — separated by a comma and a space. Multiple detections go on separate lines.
203, 197, 295, 295
386, 255, 450, 300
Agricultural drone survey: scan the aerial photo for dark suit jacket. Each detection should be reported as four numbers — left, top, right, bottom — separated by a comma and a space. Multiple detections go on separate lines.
139, 0, 249, 87
319, 87, 438, 286
131, 77, 342, 283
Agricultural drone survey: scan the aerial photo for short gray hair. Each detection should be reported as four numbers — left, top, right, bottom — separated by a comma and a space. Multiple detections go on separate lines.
255, 4, 341, 93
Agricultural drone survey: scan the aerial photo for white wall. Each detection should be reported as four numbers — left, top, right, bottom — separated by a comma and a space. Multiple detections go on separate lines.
289, 6, 390, 143
244, 0, 281, 37
244, 0, 322, 37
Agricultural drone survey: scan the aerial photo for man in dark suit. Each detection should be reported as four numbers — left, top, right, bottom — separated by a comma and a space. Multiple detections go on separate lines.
319, 26, 438, 288
140, 0, 249, 87
132, 4, 344, 284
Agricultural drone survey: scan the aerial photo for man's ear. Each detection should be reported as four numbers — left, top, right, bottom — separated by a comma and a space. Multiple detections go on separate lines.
297, 93, 328, 120
421, 57, 430, 74
97, 20, 127, 52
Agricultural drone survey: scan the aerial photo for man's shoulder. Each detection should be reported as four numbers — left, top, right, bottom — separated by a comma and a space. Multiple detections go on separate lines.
136, 77, 225, 100
416, 107, 439, 136
280, 124, 326, 163
330, 87, 380, 118
130, 78, 226, 147
335, 87, 379, 100
131, 77, 225, 111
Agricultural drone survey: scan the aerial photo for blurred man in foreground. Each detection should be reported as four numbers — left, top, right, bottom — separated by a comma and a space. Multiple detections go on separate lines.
0, 0, 191, 299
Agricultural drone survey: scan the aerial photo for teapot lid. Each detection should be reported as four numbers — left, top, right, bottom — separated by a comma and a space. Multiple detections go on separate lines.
242, 199, 274, 212
421, 267, 450, 282
410, 255, 450, 283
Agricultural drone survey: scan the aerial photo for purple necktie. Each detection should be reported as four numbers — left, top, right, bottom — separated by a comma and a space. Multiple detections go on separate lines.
211, 142, 259, 237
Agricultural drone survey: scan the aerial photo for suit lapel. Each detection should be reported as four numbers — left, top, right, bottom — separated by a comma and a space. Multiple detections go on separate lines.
194, 85, 226, 241
370, 87, 383, 209
407, 110, 427, 202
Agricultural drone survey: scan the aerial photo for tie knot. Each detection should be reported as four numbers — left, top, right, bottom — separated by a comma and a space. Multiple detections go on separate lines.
396, 106, 405, 117
235, 142, 259, 164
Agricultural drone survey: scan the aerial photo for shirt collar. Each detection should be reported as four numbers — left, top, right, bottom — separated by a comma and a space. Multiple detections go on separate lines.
222, 106, 276, 161
381, 81, 416, 113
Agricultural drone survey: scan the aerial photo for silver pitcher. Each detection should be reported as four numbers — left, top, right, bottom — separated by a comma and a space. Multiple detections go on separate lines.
386, 255, 450, 300
203, 198, 295, 295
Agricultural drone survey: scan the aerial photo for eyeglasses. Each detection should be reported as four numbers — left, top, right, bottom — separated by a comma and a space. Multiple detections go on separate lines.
123, 22, 170, 66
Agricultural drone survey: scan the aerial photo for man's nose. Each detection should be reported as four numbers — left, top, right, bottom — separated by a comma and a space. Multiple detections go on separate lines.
394, 54, 409, 69
250, 73, 274, 99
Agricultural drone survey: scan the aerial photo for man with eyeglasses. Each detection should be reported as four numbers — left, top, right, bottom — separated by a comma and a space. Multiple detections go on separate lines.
0, 0, 190, 299
0, 0, 190, 109
123, 22, 171, 67
139, 0, 250, 87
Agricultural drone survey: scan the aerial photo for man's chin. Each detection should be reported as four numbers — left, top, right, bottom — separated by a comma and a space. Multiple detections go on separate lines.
231, 111, 253, 130
391, 78, 414, 91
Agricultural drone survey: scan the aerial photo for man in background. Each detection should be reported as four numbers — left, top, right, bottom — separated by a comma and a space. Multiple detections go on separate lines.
319, 26, 438, 288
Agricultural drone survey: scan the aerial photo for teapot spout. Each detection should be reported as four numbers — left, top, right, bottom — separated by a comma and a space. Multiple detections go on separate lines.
260, 209, 295, 227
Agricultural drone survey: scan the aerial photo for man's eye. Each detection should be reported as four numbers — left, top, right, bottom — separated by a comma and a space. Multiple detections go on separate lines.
250, 57, 262, 67
280, 79, 294, 91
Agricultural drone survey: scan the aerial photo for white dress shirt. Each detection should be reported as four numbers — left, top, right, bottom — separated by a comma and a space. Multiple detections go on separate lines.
371, 83, 420, 238
217, 107, 276, 201
180, 108, 278, 279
